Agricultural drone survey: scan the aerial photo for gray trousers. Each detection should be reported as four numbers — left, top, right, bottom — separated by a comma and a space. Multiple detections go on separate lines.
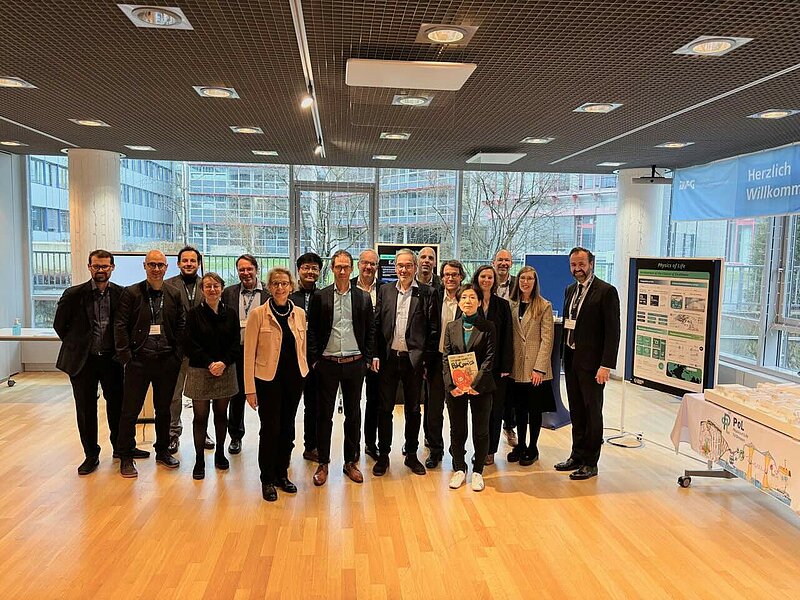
169, 357, 189, 437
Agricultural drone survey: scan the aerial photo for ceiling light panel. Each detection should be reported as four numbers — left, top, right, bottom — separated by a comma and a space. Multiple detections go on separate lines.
0, 140, 28, 146
252, 150, 279, 156
193, 86, 239, 98
0, 76, 36, 88
373, 154, 397, 160
124, 145, 156, 151
673, 35, 752, 56
230, 126, 263, 134
118, 4, 194, 29
391, 94, 433, 107
747, 109, 799, 119
415, 24, 479, 45
574, 103, 622, 113
521, 137, 555, 144
656, 142, 695, 148
69, 119, 110, 127
346, 59, 477, 91
466, 153, 526, 165
380, 132, 411, 140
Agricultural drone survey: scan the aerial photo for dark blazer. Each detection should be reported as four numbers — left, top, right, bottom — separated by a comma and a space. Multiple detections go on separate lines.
374, 282, 440, 369
183, 302, 240, 369
561, 276, 621, 372
307, 283, 375, 363
114, 280, 186, 365
477, 295, 513, 374
418, 272, 444, 294
289, 285, 318, 311
54, 280, 124, 376
442, 316, 497, 396
221, 282, 269, 319
164, 274, 205, 312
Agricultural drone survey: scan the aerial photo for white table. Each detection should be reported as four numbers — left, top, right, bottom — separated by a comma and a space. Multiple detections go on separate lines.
0, 328, 59, 386
671, 392, 798, 514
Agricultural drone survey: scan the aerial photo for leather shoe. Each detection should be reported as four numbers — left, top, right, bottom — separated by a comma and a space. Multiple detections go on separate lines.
484, 453, 495, 466
519, 452, 539, 467
168, 436, 179, 454
120, 458, 138, 478
343, 461, 363, 483
364, 445, 379, 460
262, 484, 278, 502
214, 454, 230, 470
303, 448, 319, 462
507, 447, 523, 463
228, 439, 242, 454
554, 457, 581, 472
570, 465, 598, 480
276, 477, 297, 493
204, 434, 215, 450
425, 454, 442, 469
156, 452, 180, 469
192, 462, 205, 480
77, 456, 99, 475
404, 454, 426, 476
113, 448, 151, 459
373, 455, 389, 476
313, 464, 329, 486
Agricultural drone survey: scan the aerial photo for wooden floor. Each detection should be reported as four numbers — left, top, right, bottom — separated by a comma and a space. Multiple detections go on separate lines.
1, 372, 799, 599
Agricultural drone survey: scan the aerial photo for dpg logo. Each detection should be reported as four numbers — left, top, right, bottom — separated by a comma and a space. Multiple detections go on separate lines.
721, 413, 731, 432
679, 179, 696, 190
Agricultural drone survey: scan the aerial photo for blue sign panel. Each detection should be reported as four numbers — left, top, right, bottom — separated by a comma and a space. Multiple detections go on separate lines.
673, 144, 800, 221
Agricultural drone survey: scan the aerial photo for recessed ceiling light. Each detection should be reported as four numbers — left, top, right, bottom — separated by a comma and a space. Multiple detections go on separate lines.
747, 109, 800, 119
252, 150, 279, 156
466, 152, 526, 165
230, 126, 263, 134
521, 136, 555, 144
656, 142, 695, 149
415, 24, 479, 45
380, 132, 411, 140
673, 36, 752, 56
373, 155, 397, 160
124, 145, 156, 151
69, 119, 111, 127
392, 94, 433, 107
574, 103, 622, 114
118, 4, 194, 29
193, 85, 239, 99
0, 140, 28, 147
597, 161, 626, 167
0, 76, 36, 89
300, 95, 314, 109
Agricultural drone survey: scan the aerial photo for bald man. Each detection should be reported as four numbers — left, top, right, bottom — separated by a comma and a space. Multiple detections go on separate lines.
416, 246, 443, 293
114, 250, 186, 478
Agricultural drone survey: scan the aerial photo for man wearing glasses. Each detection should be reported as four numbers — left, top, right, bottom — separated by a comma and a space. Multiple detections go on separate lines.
54, 250, 149, 475
114, 250, 186, 478
290, 252, 323, 462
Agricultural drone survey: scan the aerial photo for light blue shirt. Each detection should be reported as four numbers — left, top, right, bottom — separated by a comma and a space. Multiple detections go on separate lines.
323, 285, 361, 357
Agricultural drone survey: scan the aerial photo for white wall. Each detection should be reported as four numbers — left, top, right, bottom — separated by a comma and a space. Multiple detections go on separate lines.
0, 152, 27, 381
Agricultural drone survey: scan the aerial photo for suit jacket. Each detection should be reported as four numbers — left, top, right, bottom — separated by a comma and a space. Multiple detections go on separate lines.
496, 274, 517, 299
561, 276, 621, 372
442, 316, 497, 396
221, 282, 270, 318
374, 282, 439, 369
350, 275, 383, 312
164, 274, 205, 312
307, 283, 375, 364
54, 280, 124, 376
509, 299, 554, 382
477, 295, 513, 374
243, 302, 309, 393
114, 280, 186, 365
417, 272, 443, 294
289, 285, 318, 311
436, 288, 462, 353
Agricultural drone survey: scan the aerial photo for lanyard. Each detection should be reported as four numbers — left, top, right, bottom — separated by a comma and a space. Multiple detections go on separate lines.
184, 281, 196, 303
243, 289, 257, 317
149, 294, 163, 322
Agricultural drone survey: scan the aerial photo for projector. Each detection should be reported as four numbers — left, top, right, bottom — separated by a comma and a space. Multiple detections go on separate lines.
631, 165, 673, 185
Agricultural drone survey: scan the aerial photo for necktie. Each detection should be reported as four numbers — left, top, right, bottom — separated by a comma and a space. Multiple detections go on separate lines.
567, 284, 584, 348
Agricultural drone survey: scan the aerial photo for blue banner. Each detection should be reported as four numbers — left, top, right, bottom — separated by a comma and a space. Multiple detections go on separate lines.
673, 144, 800, 221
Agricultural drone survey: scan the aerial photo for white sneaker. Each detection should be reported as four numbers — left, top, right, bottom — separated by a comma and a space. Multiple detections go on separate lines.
471, 472, 485, 492
449, 470, 466, 489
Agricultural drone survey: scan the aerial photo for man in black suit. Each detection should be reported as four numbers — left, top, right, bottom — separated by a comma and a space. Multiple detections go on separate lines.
221, 254, 269, 455
353, 249, 382, 460
423, 259, 464, 468
555, 246, 620, 480
114, 249, 186, 478
54, 249, 149, 475
164, 245, 206, 454
416, 246, 443, 292
493, 248, 518, 447
289, 251, 322, 462
307, 250, 374, 486
372, 248, 439, 476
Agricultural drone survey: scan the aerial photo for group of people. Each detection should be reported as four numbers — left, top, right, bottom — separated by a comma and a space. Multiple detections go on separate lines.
54, 244, 620, 502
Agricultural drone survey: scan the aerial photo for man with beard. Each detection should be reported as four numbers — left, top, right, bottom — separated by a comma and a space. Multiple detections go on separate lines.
555, 246, 620, 481
289, 252, 323, 462
164, 245, 208, 454
416, 246, 442, 293
54, 250, 149, 475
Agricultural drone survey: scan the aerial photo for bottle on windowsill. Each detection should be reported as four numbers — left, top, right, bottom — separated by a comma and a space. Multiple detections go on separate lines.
12, 318, 22, 336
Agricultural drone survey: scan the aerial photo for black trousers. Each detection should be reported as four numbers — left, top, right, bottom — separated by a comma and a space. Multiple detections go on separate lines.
70, 353, 124, 458
255, 370, 304, 484
423, 351, 446, 458
315, 359, 365, 464
302, 370, 318, 452
487, 374, 509, 454
378, 351, 423, 456
117, 352, 181, 457
511, 381, 546, 454
564, 357, 605, 467
502, 395, 517, 431
363, 369, 380, 449
447, 392, 492, 474
227, 346, 247, 442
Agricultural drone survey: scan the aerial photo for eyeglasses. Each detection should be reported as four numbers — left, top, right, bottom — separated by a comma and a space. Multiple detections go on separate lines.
89, 265, 112, 271
203, 284, 222, 290
442, 273, 462, 279
299, 265, 320, 273
359, 261, 377, 267
519, 275, 536, 282
270, 281, 292, 288
145, 262, 167, 270
396, 263, 414, 271
333, 265, 351, 271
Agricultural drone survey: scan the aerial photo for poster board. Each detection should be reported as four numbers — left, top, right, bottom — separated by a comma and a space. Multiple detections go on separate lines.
624, 257, 723, 396
524, 254, 573, 316
376, 243, 440, 284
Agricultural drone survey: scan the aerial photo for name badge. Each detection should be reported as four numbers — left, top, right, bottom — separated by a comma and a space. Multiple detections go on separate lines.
240, 320, 248, 329
149, 324, 162, 335
564, 318, 576, 330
